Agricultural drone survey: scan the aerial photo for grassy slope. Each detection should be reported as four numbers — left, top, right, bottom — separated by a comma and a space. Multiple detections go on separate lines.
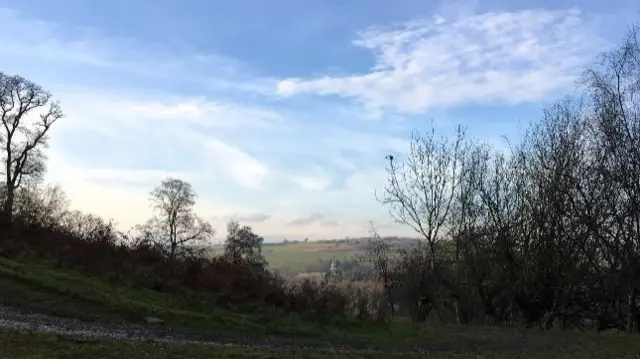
1, 256, 640, 358
0, 255, 419, 345
0, 256, 353, 340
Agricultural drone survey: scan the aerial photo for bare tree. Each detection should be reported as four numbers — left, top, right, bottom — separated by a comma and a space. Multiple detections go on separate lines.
378, 125, 470, 321
447, 142, 489, 324
365, 223, 396, 317
139, 178, 214, 259
0, 73, 63, 224
379, 125, 468, 268
13, 183, 69, 228
581, 25, 640, 333
509, 98, 589, 328
61, 210, 119, 243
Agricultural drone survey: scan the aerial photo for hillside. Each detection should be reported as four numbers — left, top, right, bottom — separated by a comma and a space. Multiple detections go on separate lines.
0, 255, 398, 345
1, 256, 639, 358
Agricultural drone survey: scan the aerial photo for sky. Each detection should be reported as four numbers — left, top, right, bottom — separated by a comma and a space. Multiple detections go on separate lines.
0, 0, 637, 242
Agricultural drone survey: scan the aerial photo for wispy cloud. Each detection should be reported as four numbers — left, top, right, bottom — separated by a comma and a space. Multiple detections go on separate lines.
292, 175, 332, 191
289, 164, 333, 191
287, 213, 325, 226
198, 137, 269, 190
35, 90, 274, 195
126, 99, 285, 129
48, 166, 188, 190
50, 87, 286, 140
277, 8, 605, 113
227, 212, 272, 223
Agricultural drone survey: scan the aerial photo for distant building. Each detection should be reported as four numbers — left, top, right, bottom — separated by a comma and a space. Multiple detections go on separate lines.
329, 257, 337, 275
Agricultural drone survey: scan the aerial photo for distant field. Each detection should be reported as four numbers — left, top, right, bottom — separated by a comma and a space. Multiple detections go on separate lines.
208, 241, 366, 272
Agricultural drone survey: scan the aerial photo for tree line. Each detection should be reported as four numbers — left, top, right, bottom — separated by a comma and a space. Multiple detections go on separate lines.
0, 72, 217, 259
367, 25, 640, 332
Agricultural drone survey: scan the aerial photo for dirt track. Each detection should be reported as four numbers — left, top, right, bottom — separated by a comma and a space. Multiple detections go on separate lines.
0, 306, 430, 356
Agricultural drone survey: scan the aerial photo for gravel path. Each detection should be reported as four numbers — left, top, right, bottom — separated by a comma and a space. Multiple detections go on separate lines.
0, 306, 429, 355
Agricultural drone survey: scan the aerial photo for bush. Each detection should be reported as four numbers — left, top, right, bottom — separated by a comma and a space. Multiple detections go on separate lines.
0, 211, 383, 320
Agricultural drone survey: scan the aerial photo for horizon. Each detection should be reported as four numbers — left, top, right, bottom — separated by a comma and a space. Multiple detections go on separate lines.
0, 0, 638, 241
210, 234, 421, 245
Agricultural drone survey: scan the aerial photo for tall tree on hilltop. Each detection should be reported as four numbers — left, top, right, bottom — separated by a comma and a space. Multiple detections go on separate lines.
139, 177, 214, 259
0, 73, 63, 224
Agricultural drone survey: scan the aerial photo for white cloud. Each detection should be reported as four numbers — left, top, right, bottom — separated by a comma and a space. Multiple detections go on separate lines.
48, 166, 186, 189
200, 137, 269, 190
289, 165, 333, 191
287, 213, 325, 227
126, 98, 285, 129
49, 87, 286, 141
38, 84, 278, 192
225, 212, 272, 223
292, 175, 331, 191
276, 79, 298, 96
277, 8, 605, 112
130, 101, 207, 119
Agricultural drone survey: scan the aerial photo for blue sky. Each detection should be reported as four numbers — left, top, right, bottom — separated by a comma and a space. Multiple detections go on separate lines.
0, 0, 637, 241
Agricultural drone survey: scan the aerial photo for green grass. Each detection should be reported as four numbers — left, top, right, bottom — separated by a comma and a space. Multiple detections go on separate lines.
0, 256, 372, 341
209, 242, 363, 271
1, 256, 640, 357
0, 255, 409, 344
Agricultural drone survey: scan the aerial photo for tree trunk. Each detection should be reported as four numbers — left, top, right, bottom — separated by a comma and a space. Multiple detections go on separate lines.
413, 296, 431, 323
4, 139, 13, 226
453, 296, 471, 325
170, 242, 176, 259
454, 298, 462, 324
626, 287, 636, 334
1, 186, 14, 226
385, 286, 395, 317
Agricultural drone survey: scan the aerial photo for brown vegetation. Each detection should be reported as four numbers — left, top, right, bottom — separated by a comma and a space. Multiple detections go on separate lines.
0, 184, 386, 321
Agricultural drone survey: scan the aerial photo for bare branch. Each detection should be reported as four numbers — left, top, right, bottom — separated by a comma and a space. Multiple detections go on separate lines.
0, 73, 63, 223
